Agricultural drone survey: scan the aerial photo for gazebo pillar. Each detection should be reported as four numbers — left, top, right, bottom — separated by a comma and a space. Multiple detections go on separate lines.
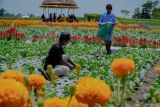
61, 8, 63, 15
56, 8, 57, 16
43, 8, 45, 17
48, 8, 50, 18
43, 8, 45, 16
68, 9, 70, 15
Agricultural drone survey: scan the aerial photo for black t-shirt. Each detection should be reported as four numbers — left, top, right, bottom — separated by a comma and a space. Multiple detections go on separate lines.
44, 43, 64, 70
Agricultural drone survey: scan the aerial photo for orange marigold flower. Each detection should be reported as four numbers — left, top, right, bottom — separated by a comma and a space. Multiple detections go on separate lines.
29, 74, 46, 90
75, 77, 112, 106
37, 90, 46, 98
0, 79, 28, 107
23, 97, 34, 107
111, 58, 135, 77
66, 96, 88, 107
23, 103, 31, 107
154, 66, 160, 73
43, 96, 88, 107
0, 70, 25, 84
43, 98, 67, 107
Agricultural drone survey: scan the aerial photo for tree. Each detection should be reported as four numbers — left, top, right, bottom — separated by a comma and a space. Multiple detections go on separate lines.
132, 8, 141, 18
121, 10, 130, 18
16, 13, 22, 17
30, 14, 35, 18
141, 1, 152, 19
152, 8, 160, 19
141, 7, 151, 19
0, 8, 6, 16
4, 12, 11, 16
141, 0, 159, 19
150, 0, 159, 11
132, 0, 159, 19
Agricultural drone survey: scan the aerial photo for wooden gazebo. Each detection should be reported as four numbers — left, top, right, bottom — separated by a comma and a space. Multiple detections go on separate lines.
40, 0, 79, 18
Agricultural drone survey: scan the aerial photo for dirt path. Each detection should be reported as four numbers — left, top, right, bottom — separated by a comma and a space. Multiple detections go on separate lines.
126, 58, 160, 106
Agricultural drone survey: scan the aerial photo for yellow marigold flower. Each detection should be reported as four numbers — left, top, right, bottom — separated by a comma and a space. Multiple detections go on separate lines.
75, 77, 112, 106
29, 74, 46, 90
43, 98, 67, 107
0, 70, 24, 84
111, 58, 135, 77
66, 96, 88, 107
75, 64, 81, 74
0, 79, 28, 107
154, 66, 160, 73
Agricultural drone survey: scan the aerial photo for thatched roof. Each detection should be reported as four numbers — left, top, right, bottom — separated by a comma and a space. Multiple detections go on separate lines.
40, 0, 79, 9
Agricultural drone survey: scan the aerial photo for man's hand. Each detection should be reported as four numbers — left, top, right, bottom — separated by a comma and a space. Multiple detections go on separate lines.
69, 64, 75, 70
113, 22, 118, 26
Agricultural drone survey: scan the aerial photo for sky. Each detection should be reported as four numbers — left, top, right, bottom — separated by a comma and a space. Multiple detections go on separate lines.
0, 0, 158, 18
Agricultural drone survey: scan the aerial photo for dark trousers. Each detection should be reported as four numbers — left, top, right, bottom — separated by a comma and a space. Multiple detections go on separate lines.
105, 41, 112, 54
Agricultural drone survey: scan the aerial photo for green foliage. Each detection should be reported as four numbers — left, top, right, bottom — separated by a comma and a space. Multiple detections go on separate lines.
132, 8, 141, 18
152, 8, 160, 19
118, 18, 160, 26
22, 64, 35, 74
140, 43, 148, 48
132, 0, 159, 19
84, 13, 101, 22
0, 8, 6, 17
121, 10, 130, 18
146, 75, 160, 102
0, 66, 3, 73
0, 8, 40, 19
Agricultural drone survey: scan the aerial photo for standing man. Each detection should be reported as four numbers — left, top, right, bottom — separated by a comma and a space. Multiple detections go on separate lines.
99, 4, 118, 54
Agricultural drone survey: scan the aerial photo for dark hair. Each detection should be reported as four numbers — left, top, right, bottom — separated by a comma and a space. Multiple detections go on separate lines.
59, 32, 71, 41
106, 4, 112, 10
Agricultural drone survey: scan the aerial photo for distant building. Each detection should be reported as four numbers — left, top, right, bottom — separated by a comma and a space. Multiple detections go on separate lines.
22, 15, 30, 19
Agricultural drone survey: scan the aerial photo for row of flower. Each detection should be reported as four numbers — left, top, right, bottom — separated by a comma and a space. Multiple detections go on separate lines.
113, 36, 160, 48
0, 20, 152, 28
28, 24, 160, 34
1, 26, 159, 39
0, 26, 25, 40
0, 20, 138, 27
1, 20, 160, 32
29, 25, 160, 34
0, 20, 40, 27
0, 27, 160, 48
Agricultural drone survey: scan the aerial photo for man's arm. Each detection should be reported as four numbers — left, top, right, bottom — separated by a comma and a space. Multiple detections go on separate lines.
67, 58, 76, 68
60, 60, 75, 70
113, 15, 118, 26
98, 14, 104, 26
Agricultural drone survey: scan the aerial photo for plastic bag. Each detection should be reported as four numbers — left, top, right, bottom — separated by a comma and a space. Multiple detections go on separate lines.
97, 23, 113, 38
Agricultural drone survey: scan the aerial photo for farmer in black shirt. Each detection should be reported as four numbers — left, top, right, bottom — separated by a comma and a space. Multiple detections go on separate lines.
44, 32, 76, 76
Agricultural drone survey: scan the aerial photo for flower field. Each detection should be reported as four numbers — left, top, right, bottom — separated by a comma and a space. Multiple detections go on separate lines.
0, 20, 160, 107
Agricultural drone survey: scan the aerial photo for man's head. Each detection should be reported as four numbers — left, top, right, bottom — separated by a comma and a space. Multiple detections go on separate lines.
106, 4, 112, 14
59, 32, 71, 45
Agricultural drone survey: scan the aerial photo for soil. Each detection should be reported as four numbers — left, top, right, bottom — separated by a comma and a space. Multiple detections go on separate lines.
126, 58, 160, 106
